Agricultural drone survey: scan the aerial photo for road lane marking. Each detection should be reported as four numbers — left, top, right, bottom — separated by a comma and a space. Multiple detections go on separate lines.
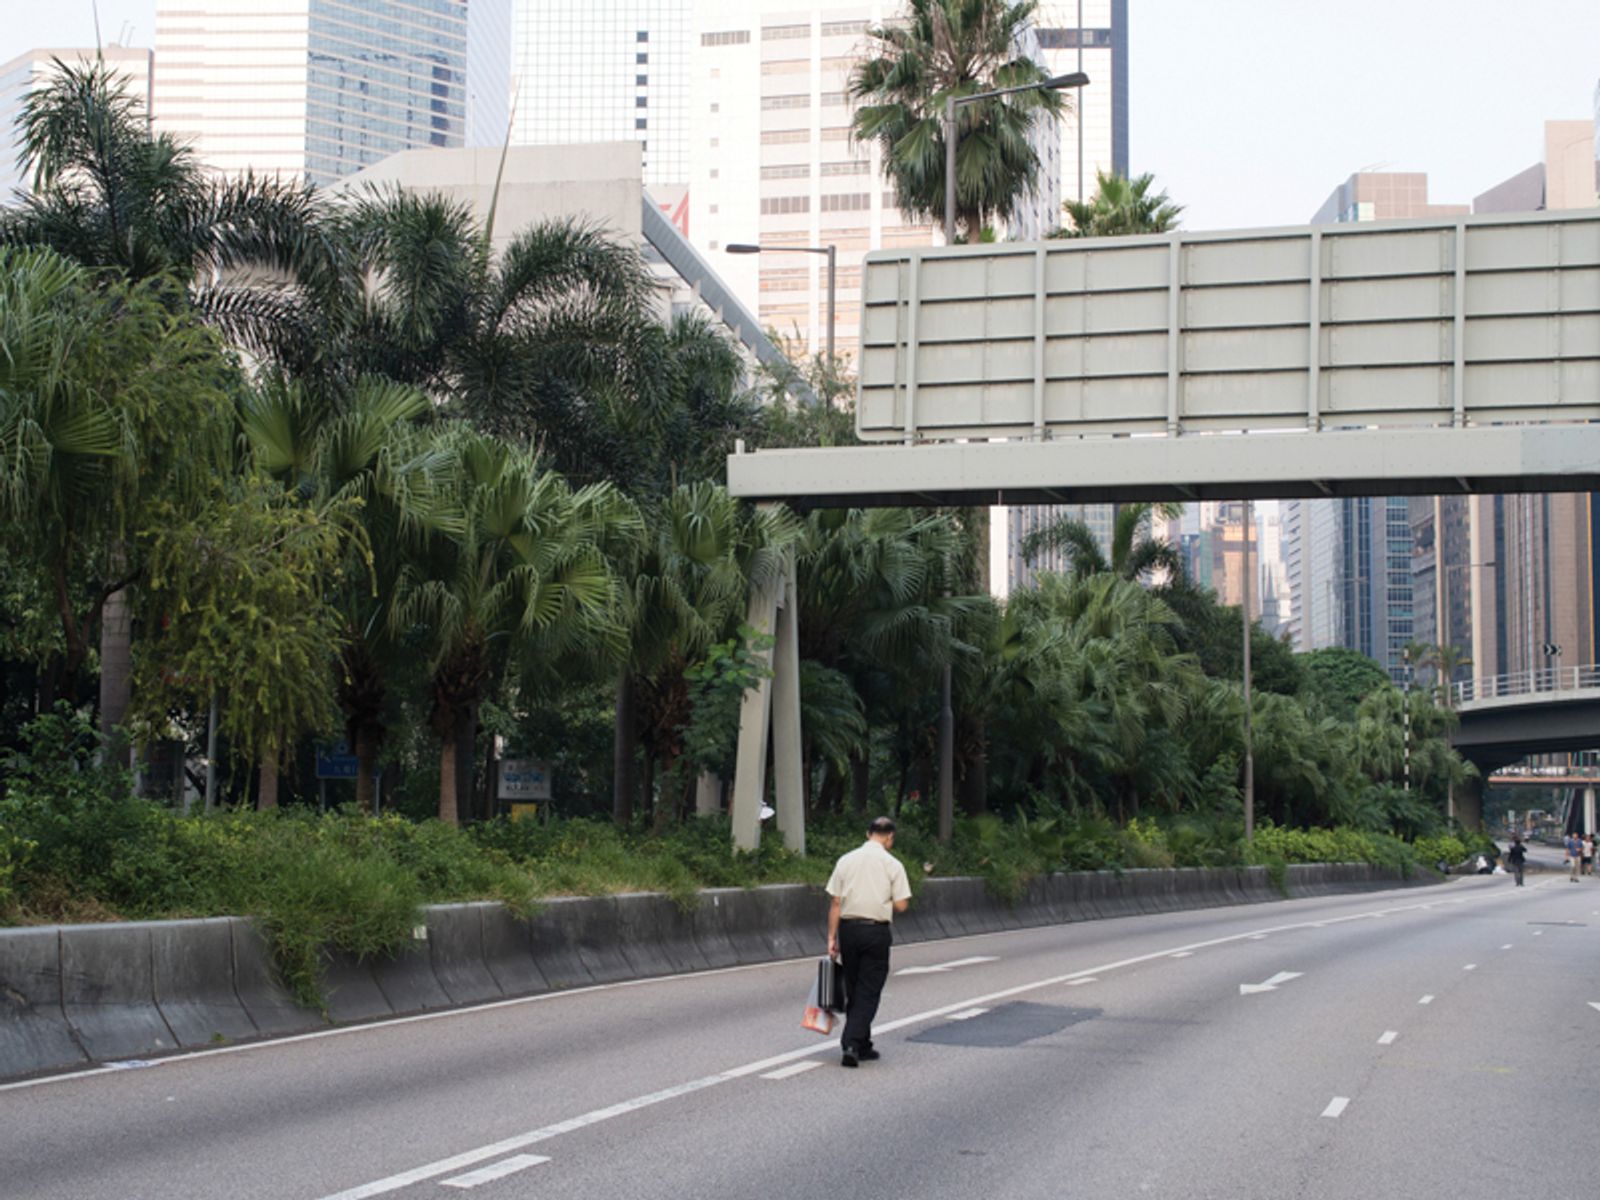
761, 1062, 823, 1081
9, 879, 1523, 1102
947, 1008, 990, 1021
1066, 978, 1097, 987
1464, 964, 1477, 971
1240, 971, 1302, 996
1534, 930, 1543, 935
1169, 951, 1194, 959
1322, 1097, 1350, 1119
1419, 995, 1434, 1005
440, 1156, 550, 1189
1588, 1002, 1600, 1015
1378, 1031, 1398, 1045
1501, 944, 1513, 950
896, 956, 999, 976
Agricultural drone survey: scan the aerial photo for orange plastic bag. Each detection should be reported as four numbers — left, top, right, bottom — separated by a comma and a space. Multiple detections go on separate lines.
801, 972, 835, 1035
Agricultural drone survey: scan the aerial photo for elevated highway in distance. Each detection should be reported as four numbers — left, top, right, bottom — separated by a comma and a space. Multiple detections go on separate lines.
1451, 665, 1600, 773
729, 208, 1600, 507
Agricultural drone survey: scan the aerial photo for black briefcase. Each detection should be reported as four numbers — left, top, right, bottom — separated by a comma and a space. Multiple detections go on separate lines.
817, 956, 847, 1013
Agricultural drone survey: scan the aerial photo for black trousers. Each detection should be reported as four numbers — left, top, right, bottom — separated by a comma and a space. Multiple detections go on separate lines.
839, 920, 892, 1052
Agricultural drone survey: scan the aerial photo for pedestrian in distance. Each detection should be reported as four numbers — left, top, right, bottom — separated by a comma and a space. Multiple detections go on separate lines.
1583, 834, 1594, 877
1506, 836, 1526, 887
1566, 831, 1582, 882
826, 815, 912, 1069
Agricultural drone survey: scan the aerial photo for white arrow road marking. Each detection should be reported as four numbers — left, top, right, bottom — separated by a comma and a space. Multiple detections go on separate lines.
947, 1008, 990, 1021
896, 956, 999, 976
1322, 1097, 1350, 1119
761, 1061, 823, 1081
1240, 971, 1303, 995
1419, 995, 1434, 1005
1378, 1031, 1398, 1045
441, 1156, 550, 1189
1588, 1002, 1600, 1015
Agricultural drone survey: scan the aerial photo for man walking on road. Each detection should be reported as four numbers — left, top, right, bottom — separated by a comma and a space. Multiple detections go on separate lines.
1567, 831, 1582, 882
826, 816, 912, 1069
1506, 837, 1526, 887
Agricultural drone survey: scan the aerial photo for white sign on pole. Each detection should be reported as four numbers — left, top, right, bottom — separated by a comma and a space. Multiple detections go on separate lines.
498, 759, 552, 801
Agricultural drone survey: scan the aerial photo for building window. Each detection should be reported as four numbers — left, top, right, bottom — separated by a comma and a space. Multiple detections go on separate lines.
710, 168, 719, 178
636, 97, 647, 107
761, 94, 809, 110
820, 126, 851, 141
760, 195, 811, 214
709, 240, 719, 250
821, 160, 869, 177
761, 59, 810, 75
710, 137, 719, 147
636, 118, 647, 129
710, 103, 719, 112
820, 91, 847, 107
763, 23, 809, 39
821, 20, 867, 36
761, 163, 810, 179
636, 31, 649, 42
700, 30, 751, 46
709, 204, 719, 213
762, 129, 809, 144
637, 53, 648, 64
636, 74, 648, 86
821, 192, 871, 212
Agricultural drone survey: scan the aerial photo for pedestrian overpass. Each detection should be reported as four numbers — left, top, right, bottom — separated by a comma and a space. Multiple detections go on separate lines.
725, 209, 1600, 850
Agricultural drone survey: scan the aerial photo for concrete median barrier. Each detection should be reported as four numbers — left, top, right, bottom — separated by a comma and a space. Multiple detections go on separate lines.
707, 889, 775, 965
1239, 866, 1279, 902
59, 922, 178, 1062
0, 927, 86, 1079
229, 919, 316, 1036
152, 918, 258, 1047
480, 905, 549, 996
524, 898, 599, 989
320, 952, 394, 1023
618, 894, 709, 976
369, 938, 451, 1013
687, 891, 741, 969
427, 904, 503, 1006
611, 894, 683, 979
754, 886, 822, 961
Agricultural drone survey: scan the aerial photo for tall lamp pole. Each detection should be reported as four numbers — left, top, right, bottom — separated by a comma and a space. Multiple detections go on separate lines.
942, 72, 1089, 244
726, 242, 836, 373
1242, 498, 1255, 843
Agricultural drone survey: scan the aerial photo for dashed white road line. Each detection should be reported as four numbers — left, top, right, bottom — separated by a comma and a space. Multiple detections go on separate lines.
1169, 951, 1194, 959
1419, 995, 1435, 1005
1501, 944, 1513, 950
947, 1008, 990, 1021
760, 1061, 823, 1081
1463, 964, 1477, 971
1534, 930, 1544, 936
440, 1156, 549, 1190
1588, 1002, 1600, 1015
1378, 1031, 1398, 1045
1322, 1097, 1350, 1119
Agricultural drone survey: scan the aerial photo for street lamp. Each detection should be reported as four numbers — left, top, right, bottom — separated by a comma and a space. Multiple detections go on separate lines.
943, 71, 1090, 244
726, 242, 837, 372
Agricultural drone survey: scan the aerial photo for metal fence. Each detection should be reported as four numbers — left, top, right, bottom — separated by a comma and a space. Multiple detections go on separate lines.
1452, 664, 1600, 706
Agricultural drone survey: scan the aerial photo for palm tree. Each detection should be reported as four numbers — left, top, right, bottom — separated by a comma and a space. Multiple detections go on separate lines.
1020, 501, 1183, 582
394, 429, 638, 825
1429, 643, 1473, 708
1051, 170, 1183, 239
849, 0, 1068, 242
3, 60, 343, 742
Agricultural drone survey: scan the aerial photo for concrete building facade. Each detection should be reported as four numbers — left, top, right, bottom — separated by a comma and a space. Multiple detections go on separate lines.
1034, 0, 1128, 206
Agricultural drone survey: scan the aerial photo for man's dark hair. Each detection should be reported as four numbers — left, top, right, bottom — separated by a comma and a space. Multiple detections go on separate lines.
868, 816, 896, 836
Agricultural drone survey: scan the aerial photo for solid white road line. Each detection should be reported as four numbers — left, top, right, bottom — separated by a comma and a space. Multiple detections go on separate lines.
1248, 934, 1268, 940
1463, 964, 1477, 971
761, 1061, 823, 1081
1419, 995, 1434, 1005
1501, 944, 1513, 950
1066, 978, 1097, 987
946, 1008, 990, 1021
1322, 1097, 1350, 1119
1378, 1031, 1398, 1045
1169, 951, 1194, 959
440, 1156, 550, 1189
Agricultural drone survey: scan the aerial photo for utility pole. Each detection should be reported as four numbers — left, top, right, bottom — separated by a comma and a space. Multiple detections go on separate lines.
1242, 498, 1254, 843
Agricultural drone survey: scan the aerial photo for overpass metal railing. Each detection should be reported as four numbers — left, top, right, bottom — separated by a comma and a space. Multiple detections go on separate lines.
1452, 665, 1600, 706
856, 208, 1600, 444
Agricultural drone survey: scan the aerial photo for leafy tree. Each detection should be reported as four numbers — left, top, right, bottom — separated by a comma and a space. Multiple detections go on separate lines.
1050, 169, 1183, 239
849, 0, 1068, 242
1301, 646, 1391, 719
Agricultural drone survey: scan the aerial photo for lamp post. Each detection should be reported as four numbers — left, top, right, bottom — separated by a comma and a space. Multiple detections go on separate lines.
726, 242, 837, 374
942, 71, 1089, 244
1242, 498, 1254, 843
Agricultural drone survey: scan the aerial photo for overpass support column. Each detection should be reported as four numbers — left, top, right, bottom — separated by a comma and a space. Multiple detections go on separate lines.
1454, 773, 1484, 832
1586, 786, 1596, 836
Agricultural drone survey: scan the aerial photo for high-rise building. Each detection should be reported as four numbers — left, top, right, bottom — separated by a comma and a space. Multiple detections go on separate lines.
0, 46, 153, 198
1285, 172, 1466, 675
1034, 1, 1128, 208
153, 0, 509, 183
511, 1, 691, 191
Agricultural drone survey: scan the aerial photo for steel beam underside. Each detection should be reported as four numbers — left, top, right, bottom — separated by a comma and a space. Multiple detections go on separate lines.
726, 425, 1600, 509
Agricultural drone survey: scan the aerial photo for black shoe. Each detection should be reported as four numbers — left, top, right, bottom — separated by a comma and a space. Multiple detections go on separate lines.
859, 1046, 881, 1061
840, 1046, 859, 1068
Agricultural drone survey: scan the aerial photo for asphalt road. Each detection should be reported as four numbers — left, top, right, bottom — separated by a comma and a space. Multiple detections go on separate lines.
5, 874, 1599, 1200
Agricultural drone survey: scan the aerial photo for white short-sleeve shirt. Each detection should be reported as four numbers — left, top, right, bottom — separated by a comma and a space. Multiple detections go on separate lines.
826, 839, 912, 923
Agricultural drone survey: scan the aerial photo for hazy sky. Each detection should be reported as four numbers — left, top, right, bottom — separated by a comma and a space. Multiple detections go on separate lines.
7, 0, 1599, 231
